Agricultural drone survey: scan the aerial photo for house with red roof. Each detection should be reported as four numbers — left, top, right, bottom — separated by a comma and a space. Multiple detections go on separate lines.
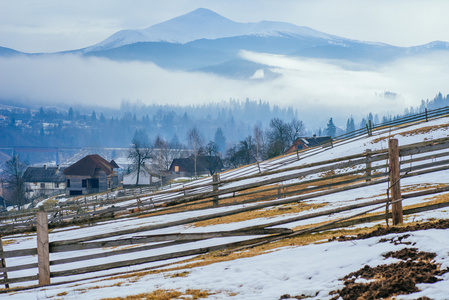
63, 154, 120, 195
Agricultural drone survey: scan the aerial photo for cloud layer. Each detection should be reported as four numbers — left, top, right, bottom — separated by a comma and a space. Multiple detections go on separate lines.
1, 52, 449, 127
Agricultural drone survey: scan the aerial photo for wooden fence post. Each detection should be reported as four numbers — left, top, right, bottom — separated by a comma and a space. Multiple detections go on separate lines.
365, 149, 372, 182
37, 211, 50, 285
212, 174, 219, 207
425, 108, 428, 122
137, 198, 142, 212
0, 237, 9, 288
389, 139, 403, 225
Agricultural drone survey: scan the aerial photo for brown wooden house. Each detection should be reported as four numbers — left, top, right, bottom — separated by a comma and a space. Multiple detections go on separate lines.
63, 154, 119, 195
169, 156, 223, 178
285, 135, 332, 154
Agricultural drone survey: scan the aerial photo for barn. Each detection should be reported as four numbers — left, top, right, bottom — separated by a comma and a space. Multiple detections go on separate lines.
63, 154, 119, 195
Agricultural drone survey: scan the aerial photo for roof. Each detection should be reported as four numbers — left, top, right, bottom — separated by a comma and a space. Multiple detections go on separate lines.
109, 159, 120, 169
23, 166, 66, 183
170, 156, 223, 173
125, 164, 159, 178
63, 154, 115, 176
300, 136, 332, 147
285, 136, 332, 154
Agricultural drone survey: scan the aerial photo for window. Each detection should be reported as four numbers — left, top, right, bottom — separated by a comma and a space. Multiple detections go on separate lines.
91, 178, 99, 189
40, 183, 45, 189
82, 179, 87, 188
175, 166, 179, 172
55, 183, 59, 188
67, 179, 70, 187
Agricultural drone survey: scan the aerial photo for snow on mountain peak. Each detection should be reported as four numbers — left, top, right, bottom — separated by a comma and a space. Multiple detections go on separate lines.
86, 8, 336, 52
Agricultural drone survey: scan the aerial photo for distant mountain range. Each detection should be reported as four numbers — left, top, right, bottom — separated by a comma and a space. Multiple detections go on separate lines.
2, 8, 449, 78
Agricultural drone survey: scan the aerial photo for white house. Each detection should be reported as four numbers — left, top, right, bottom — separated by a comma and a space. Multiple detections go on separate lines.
123, 164, 161, 186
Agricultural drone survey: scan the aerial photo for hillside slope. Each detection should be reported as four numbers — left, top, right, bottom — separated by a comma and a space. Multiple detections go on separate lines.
3, 116, 449, 299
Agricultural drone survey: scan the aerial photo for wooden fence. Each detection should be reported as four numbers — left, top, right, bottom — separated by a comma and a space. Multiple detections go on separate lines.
2, 136, 449, 289
2, 104, 448, 233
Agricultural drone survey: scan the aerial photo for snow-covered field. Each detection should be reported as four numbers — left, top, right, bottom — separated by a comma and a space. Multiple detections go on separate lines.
2, 117, 449, 299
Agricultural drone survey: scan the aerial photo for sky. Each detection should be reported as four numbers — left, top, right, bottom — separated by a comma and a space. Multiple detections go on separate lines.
1, 0, 449, 53
1, 0, 449, 127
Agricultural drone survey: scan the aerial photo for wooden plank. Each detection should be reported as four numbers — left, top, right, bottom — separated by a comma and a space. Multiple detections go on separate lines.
49, 235, 281, 278
0, 237, 9, 288
0, 261, 38, 273
212, 174, 219, 207
50, 228, 292, 252
389, 139, 403, 225
36, 211, 50, 285
400, 150, 449, 166
0, 274, 38, 285
400, 139, 449, 157
365, 149, 372, 182
50, 240, 196, 266
400, 158, 449, 174
1, 248, 37, 259
237, 185, 449, 232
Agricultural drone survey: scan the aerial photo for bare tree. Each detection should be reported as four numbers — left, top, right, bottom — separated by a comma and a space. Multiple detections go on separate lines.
187, 127, 203, 178
204, 140, 221, 175
225, 145, 239, 169
267, 118, 290, 157
128, 138, 153, 186
2, 155, 27, 209
225, 136, 257, 168
253, 124, 266, 162
287, 119, 305, 143
237, 136, 257, 165
154, 135, 183, 172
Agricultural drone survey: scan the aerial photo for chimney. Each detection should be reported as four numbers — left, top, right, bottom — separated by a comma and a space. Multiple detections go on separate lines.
313, 134, 316, 138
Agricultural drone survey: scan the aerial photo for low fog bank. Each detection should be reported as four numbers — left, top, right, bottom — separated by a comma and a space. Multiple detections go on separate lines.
1, 51, 448, 128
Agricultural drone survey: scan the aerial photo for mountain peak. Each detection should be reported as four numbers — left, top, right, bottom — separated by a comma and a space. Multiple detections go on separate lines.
85, 8, 335, 52
186, 8, 225, 17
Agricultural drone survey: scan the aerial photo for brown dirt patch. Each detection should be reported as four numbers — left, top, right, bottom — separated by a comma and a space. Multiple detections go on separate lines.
101, 288, 210, 300
331, 219, 449, 241
193, 202, 327, 227
329, 248, 449, 300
